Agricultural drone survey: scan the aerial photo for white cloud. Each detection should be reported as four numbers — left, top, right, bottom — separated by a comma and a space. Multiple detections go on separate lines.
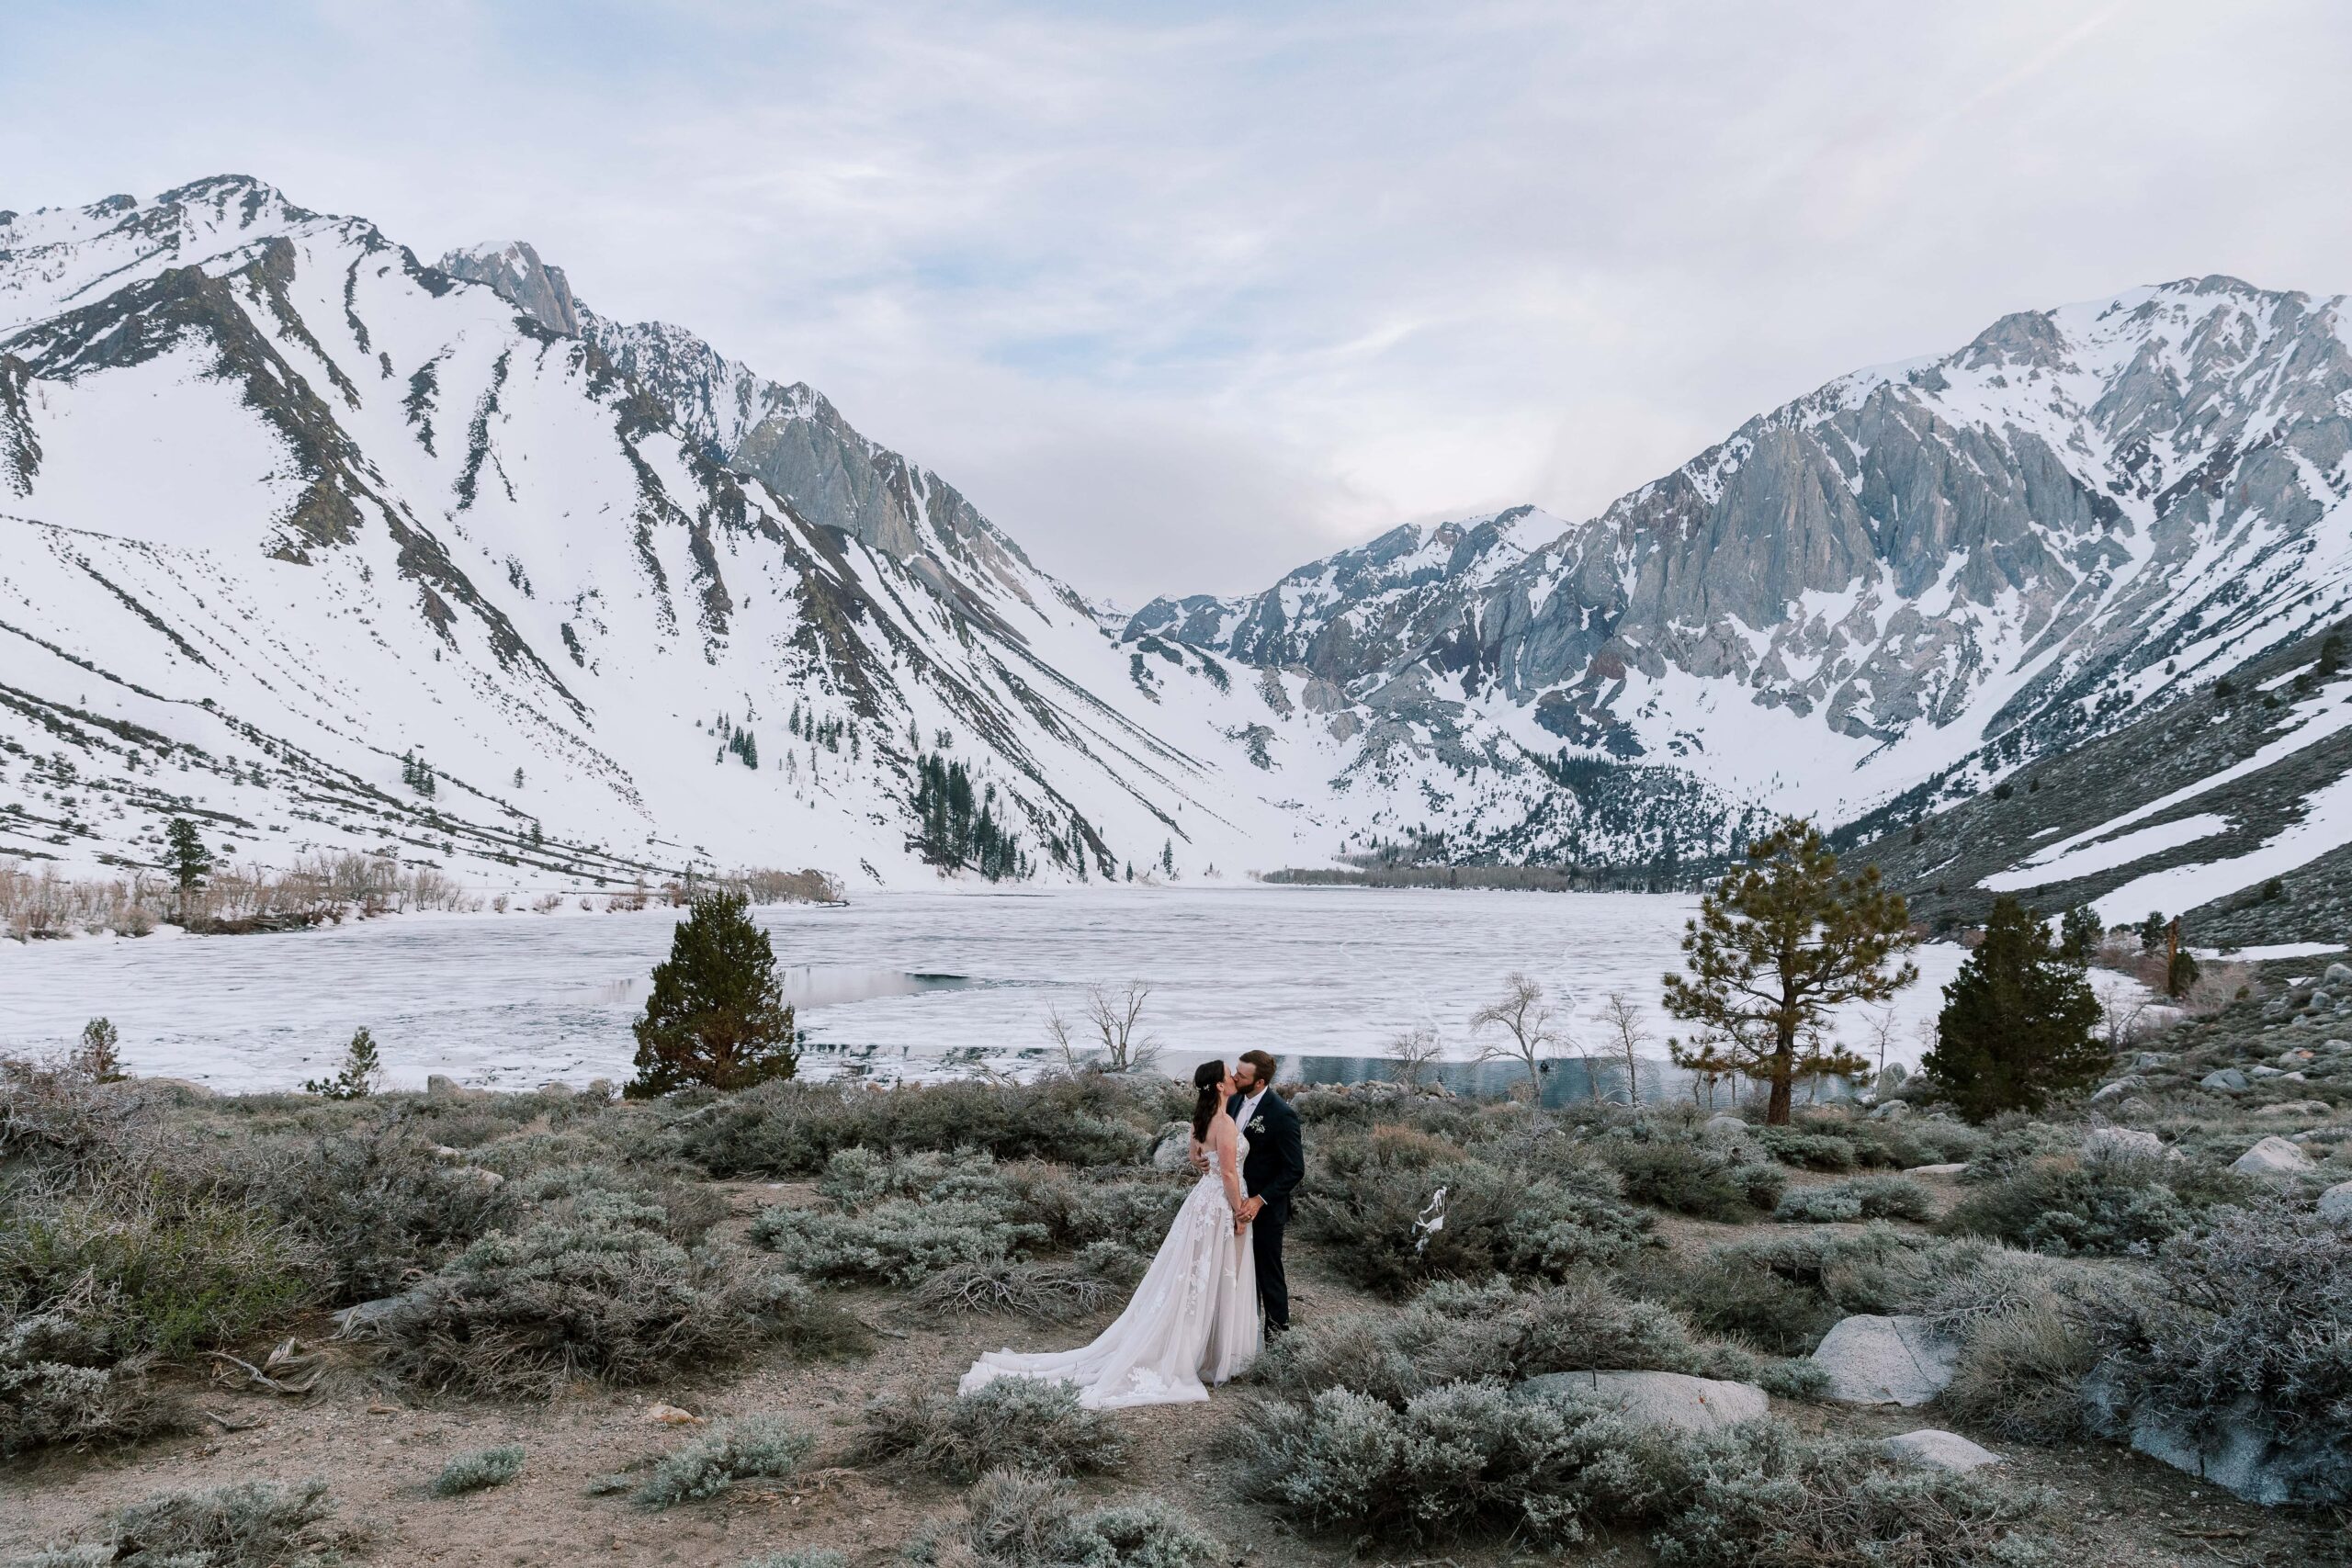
5, 0, 2349, 599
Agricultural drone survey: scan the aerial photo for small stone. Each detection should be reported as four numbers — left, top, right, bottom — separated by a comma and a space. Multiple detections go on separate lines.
2089, 1077, 2142, 1102
2247, 1064, 2283, 1078
2326, 962, 2352, 987
1884, 1428, 2004, 1472
2131, 1051, 2174, 1069
2256, 1100, 2330, 1117
2316, 1181, 2352, 1225
2279, 1071, 2309, 1082
425, 1074, 464, 1098
1149, 1124, 1193, 1173
1702, 1112, 1750, 1141
2326, 1040, 2352, 1055
2231, 1135, 2316, 1175
2084, 1127, 2165, 1161
2199, 1067, 2249, 1092
1905, 1162, 1969, 1177
645, 1403, 704, 1427
1868, 1100, 1912, 1121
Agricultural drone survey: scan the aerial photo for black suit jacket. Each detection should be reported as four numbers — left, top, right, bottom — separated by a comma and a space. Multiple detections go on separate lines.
1226, 1089, 1305, 1220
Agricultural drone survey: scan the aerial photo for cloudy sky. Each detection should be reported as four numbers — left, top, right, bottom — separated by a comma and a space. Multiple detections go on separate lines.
7, 1, 2350, 601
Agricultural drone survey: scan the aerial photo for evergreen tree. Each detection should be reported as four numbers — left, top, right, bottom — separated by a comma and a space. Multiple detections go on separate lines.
304, 1027, 382, 1100
2137, 910, 2168, 952
164, 817, 213, 893
71, 1018, 125, 1083
1660, 817, 1918, 1125
1160, 839, 1175, 876
1922, 895, 2104, 1122
628, 891, 797, 1097
2058, 905, 2102, 964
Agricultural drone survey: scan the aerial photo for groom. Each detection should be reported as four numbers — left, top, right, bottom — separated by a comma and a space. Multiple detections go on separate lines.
1226, 1049, 1304, 1336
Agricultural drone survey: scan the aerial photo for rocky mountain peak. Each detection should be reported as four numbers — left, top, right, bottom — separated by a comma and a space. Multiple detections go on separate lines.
435, 241, 582, 337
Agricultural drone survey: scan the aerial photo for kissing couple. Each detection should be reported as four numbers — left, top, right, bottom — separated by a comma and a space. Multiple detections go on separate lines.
960, 1049, 1304, 1408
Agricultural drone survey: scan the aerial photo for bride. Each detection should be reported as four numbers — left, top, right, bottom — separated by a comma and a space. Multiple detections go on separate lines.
960, 1058, 1261, 1408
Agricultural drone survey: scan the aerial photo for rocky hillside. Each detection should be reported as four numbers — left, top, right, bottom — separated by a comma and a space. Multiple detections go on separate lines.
0, 178, 1343, 891
6, 177, 2349, 921
1131, 278, 2352, 931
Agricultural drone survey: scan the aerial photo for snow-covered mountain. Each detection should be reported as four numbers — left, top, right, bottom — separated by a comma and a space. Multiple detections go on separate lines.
0, 177, 1344, 891
4, 176, 2348, 930
1129, 277, 2352, 916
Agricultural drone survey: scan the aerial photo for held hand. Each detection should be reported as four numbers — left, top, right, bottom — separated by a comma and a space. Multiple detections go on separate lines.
1238, 1196, 1264, 1223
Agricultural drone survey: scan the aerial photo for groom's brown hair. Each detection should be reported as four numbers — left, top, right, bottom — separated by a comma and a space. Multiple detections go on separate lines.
1238, 1049, 1278, 1089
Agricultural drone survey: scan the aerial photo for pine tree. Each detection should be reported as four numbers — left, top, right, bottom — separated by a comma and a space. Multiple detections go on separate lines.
1660, 817, 1918, 1125
304, 1027, 382, 1100
2058, 904, 2102, 964
1922, 895, 2104, 1122
164, 817, 213, 893
71, 1018, 125, 1083
628, 891, 797, 1097
1160, 839, 1175, 877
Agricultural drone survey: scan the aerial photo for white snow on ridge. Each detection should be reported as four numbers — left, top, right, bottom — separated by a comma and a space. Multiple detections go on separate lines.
1982, 812, 2232, 891
2094, 768, 2352, 926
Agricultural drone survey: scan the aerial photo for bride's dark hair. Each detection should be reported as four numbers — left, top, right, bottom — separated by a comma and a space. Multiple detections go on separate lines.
1191, 1059, 1227, 1143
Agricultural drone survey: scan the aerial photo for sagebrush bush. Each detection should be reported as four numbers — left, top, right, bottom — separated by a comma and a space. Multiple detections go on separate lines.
2086, 1201, 2352, 1502
737, 1553, 846, 1568
1304, 1135, 1648, 1294
910, 1467, 1218, 1568
1255, 1273, 1821, 1404
751, 1197, 1046, 1286
0, 1197, 318, 1359
105, 1477, 341, 1567
1755, 1128, 1858, 1171
653, 1076, 1159, 1178
1622, 1253, 1836, 1356
1227, 1381, 1657, 1545
1939, 1293, 2098, 1444
1229, 1379, 2051, 1561
856, 1377, 1127, 1483
1603, 1137, 1783, 1220
1643, 1420, 2052, 1567
1941, 1153, 2252, 1256
430, 1443, 526, 1496
366, 1200, 863, 1395
1773, 1174, 1932, 1224
0, 1309, 185, 1456
633, 1415, 814, 1508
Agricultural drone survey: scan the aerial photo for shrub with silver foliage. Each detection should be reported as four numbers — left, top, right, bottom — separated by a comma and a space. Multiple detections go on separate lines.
855, 1376, 1126, 1483
632, 1415, 813, 1509
909, 1468, 1219, 1568
429, 1442, 525, 1496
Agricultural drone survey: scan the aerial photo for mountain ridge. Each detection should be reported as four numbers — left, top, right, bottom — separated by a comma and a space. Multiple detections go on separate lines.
4, 175, 2349, 942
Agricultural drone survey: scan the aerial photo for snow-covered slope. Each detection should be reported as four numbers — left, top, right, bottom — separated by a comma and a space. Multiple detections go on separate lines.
0, 177, 1342, 891
1129, 277, 2352, 893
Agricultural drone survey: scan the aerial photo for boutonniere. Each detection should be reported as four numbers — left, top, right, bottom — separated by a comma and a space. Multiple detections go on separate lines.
1248, 1116, 1267, 1135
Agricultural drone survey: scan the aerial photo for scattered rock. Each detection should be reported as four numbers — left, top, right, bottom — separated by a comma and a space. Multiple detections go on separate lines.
2089, 1077, 2143, 1103
2327, 962, 2352, 987
1702, 1113, 1750, 1142
1905, 1162, 1968, 1178
2247, 1064, 2283, 1078
425, 1075, 466, 1099
2200, 1067, 2250, 1092
1810, 1314, 1958, 1405
1867, 1100, 1912, 1122
1149, 1124, 1193, 1173
644, 1403, 704, 1427
2131, 1051, 2174, 1069
2256, 1100, 2331, 1117
333, 1292, 425, 1336
2326, 1040, 2352, 1055
2084, 1367, 2346, 1506
1518, 1370, 1768, 1434
2083, 1127, 2166, 1161
2317, 1181, 2352, 1225
2231, 1135, 2316, 1175
1883, 1429, 2004, 1472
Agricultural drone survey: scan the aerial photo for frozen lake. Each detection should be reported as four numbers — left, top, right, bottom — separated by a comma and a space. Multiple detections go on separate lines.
0, 886, 1965, 1093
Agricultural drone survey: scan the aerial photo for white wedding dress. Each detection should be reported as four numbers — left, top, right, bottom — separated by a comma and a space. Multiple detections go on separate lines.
959, 1129, 1261, 1408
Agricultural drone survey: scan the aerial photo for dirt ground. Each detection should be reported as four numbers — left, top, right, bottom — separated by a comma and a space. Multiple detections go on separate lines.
5, 1173, 2347, 1566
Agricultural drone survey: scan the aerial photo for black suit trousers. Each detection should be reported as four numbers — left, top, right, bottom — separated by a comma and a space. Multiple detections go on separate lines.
1250, 1197, 1290, 1330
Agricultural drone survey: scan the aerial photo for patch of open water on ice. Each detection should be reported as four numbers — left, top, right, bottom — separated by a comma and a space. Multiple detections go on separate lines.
0, 886, 1965, 1094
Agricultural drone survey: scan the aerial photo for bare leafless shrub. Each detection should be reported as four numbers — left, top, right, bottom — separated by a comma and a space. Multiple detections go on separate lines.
105, 1478, 342, 1567
906, 1258, 1123, 1322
